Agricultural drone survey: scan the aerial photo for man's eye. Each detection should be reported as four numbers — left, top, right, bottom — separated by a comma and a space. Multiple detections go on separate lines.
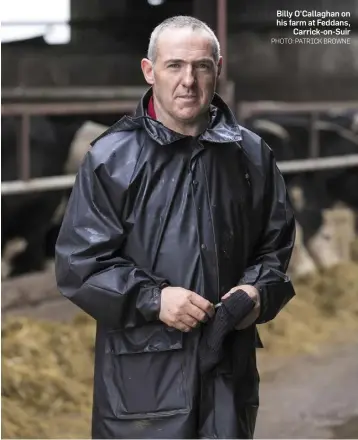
168, 63, 180, 68
198, 64, 210, 69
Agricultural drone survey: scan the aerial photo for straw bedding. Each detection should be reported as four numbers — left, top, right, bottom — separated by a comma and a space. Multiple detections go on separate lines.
2, 247, 358, 438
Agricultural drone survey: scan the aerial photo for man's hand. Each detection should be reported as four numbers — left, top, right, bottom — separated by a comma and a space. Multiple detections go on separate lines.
159, 287, 215, 332
221, 284, 261, 330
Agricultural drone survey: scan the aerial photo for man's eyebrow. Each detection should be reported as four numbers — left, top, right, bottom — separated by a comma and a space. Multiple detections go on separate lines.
194, 58, 215, 64
164, 59, 184, 65
164, 58, 215, 65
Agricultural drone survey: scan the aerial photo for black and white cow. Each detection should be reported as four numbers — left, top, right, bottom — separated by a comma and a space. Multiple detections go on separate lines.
244, 110, 358, 271
1, 115, 112, 277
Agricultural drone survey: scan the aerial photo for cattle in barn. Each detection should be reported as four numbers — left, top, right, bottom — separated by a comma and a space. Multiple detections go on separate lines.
244, 110, 358, 270
1, 115, 111, 277
64, 120, 109, 174
1, 115, 83, 276
287, 220, 317, 278
44, 120, 110, 259
3, 108, 356, 278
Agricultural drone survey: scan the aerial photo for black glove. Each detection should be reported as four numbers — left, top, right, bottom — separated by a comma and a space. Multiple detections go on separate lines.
198, 289, 255, 374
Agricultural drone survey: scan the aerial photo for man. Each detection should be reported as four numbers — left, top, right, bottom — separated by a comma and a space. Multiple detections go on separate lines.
55, 15, 296, 439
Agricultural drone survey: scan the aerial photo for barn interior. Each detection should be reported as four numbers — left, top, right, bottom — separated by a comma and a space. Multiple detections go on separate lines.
2, 0, 358, 438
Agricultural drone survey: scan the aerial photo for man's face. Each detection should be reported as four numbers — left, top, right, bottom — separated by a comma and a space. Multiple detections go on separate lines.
141, 27, 222, 124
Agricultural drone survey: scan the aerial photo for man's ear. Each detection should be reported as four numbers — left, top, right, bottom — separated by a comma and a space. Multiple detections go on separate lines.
141, 58, 155, 85
217, 56, 223, 77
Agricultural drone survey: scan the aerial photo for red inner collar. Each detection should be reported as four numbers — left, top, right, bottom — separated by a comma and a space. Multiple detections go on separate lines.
147, 96, 157, 119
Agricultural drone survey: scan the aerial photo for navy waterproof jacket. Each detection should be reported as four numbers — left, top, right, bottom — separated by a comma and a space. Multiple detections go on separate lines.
55, 89, 296, 439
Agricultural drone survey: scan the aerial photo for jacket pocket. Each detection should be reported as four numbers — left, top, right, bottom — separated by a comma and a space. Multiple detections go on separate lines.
105, 322, 189, 419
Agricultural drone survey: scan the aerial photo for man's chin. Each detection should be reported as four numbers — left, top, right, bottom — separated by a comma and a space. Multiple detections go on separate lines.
175, 109, 202, 123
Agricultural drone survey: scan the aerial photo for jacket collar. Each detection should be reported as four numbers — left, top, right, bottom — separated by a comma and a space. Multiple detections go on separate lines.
114, 87, 242, 145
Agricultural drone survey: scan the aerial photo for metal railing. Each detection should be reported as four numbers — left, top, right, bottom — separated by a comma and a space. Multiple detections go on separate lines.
2, 86, 149, 102
237, 100, 358, 171
2, 153, 358, 195
2, 96, 358, 195
1, 86, 147, 192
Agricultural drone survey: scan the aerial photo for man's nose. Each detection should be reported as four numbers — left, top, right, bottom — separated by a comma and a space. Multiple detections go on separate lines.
181, 66, 196, 88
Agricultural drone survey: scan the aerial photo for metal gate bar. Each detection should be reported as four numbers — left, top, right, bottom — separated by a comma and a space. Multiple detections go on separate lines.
2, 96, 140, 185
2, 97, 358, 195
3, 154, 358, 195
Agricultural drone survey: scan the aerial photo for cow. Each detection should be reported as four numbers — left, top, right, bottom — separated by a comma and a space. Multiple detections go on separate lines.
1, 115, 75, 276
44, 120, 110, 260
244, 110, 358, 272
1, 115, 113, 277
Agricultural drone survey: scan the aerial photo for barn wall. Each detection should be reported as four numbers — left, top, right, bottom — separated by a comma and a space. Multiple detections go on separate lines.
226, 0, 358, 100
2, 0, 358, 101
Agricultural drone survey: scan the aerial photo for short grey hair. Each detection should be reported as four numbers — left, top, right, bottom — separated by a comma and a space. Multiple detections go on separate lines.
147, 15, 221, 64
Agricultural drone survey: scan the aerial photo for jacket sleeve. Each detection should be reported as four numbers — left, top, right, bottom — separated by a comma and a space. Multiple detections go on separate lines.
55, 144, 169, 330
239, 144, 296, 323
